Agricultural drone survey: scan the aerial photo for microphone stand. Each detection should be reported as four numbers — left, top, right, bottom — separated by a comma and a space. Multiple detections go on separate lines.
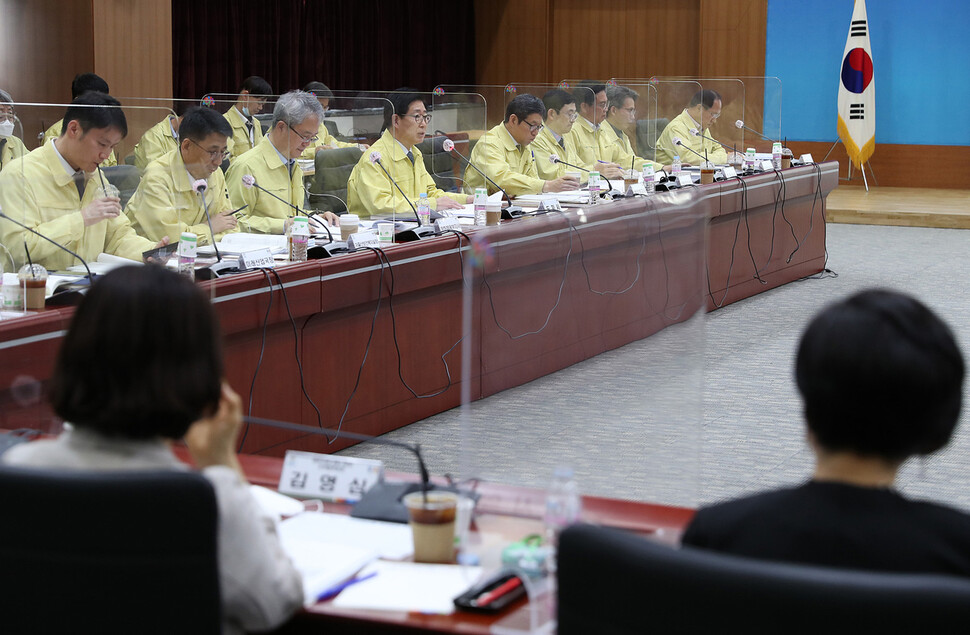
435, 130, 523, 217
553, 157, 619, 199
241, 415, 477, 522
371, 156, 438, 241
0, 210, 93, 283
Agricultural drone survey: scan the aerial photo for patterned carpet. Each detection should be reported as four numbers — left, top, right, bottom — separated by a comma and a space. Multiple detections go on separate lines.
339, 222, 970, 511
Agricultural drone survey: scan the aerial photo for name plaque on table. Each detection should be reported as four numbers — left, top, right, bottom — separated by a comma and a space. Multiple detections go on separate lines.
278, 450, 384, 503
239, 248, 276, 270
720, 166, 738, 179
347, 231, 380, 250
800, 153, 815, 164
434, 217, 461, 233
759, 160, 775, 172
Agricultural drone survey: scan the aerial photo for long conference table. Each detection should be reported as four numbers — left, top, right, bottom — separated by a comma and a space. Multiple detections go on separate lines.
0, 163, 837, 458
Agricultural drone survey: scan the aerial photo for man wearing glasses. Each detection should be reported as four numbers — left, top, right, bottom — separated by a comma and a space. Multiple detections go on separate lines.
347, 90, 467, 218
531, 89, 584, 181
224, 76, 272, 162
564, 82, 623, 180
464, 94, 579, 197
598, 85, 667, 172
0, 89, 27, 171
227, 90, 338, 234
126, 107, 239, 245
655, 89, 728, 165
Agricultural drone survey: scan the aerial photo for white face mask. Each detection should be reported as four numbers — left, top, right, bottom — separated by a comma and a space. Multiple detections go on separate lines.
241, 107, 251, 118
0, 120, 14, 138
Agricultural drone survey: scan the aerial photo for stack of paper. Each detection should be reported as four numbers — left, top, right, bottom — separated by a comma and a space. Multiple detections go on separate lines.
331, 560, 483, 614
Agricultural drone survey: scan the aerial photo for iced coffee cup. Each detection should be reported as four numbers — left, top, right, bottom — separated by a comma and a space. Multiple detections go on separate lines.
340, 214, 359, 241
403, 490, 458, 563
18, 264, 47, 310
485, 202, 502, 226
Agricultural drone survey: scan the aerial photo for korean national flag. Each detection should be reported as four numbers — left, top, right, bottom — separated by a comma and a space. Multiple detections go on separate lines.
837, 0, 875, 168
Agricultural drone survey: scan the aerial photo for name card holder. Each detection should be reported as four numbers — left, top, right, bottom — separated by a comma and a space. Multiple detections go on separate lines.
239, 248, 275, 270
759, 160, 775, 172
347, 230, 380, 250
720, 166, 738, 179
434, 217, 461, 233
278, 450, 384, 503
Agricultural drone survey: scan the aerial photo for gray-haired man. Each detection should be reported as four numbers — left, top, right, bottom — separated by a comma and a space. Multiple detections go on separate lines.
226, 90, 337, 234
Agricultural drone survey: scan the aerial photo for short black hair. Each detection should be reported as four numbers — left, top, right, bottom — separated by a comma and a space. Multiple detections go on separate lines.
796, 289, 965, 461
179, 106, 232, 142
50, 265, 223, 440
385, 89, 426, 128
303, 81, 334, 100
541, 89, 576, 120
504, 94, 544, 123
607, 85, 638, 113
62, 92, 128, 138
573, 82, 606, 107
689, 89, 722, 109
241, 76, 272, 97
71, 73, 109, 99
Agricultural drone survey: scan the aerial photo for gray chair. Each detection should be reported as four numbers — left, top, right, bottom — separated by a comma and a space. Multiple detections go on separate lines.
558, 523, 970, 634
308, 146, 363, 213
0, 465, 221, 634
416, 135, 460, 192
635, 117, 669, 160
99, 164, 142, 209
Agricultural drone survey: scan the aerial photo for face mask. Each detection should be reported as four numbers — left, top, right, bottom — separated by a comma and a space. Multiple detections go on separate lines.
241, 107, 251, 118
0, 120, 14, 138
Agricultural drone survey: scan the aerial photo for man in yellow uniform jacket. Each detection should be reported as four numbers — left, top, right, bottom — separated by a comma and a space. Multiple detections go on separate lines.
42, 73, 117, 167
0, 92, 164, 270
224, 76, 272, 162
463, 94, 579, 197
126, 107, 239, 246
656, 89, 729, 166
530, 89, 583, 181
226, 90, 338, 234
300, 82, 369, 158
0, 89, 27, 172
346, 91, 467, 218
133, 109, 183, 172
564, 83, 622, 180
599, 85, 667, 173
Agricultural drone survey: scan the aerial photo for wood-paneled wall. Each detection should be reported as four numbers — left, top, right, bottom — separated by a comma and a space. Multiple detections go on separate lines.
475, 0, 767, 85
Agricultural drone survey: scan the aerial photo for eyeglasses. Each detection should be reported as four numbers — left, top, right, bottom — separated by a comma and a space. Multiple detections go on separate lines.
563, 111, 579, 122
188, 138, 231, 161
0, 111, 15, 123
521, 120, 544, 134
287, 123, 319, 143
620, 106, 637, 114
401, 113, 432, 125
707, 111, 721, 120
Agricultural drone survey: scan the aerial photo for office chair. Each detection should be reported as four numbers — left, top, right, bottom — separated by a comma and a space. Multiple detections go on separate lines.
0, 465, 222, 634
557, 523, 970, 634
635, 117, 669, 158
308, 146, 363, 213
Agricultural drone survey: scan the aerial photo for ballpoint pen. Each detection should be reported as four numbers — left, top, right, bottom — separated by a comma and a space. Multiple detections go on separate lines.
315, 571, 378, 602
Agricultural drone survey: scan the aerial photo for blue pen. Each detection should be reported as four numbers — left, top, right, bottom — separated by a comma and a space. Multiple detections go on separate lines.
316, 571, 378, 602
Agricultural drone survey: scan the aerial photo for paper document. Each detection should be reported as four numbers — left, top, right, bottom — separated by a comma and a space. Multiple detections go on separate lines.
279, 536, 377, 605
515, 190, 589, 205
67, 253, 140, 275
331, 560, 483, 614
199, 232, 287, 256
45, 274, 84, 298
279, 511, 414, 560
250, 485, 306, 519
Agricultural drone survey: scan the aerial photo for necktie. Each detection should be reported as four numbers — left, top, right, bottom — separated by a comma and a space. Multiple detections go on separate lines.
73, 170, 86, 199
245, 120, 255, 145
406, 150, 415, 165
287, 160, 294, 177
558, 137, 565, 150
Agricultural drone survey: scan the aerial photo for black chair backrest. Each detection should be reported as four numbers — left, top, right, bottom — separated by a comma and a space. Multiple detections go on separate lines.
309, 146, 363, 213
558, 523, 970, 634
0, 465, 222, 634
415, 136, 459, 192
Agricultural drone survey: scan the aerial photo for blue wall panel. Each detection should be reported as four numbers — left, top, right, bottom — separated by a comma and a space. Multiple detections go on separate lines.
765, 0, 970, 145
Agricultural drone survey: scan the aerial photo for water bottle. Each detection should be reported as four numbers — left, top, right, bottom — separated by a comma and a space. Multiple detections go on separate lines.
772, 142, 783, 171
288, 216, 309, 262
745, 147, 757, 171
416, 193, 431, 226
544, 466, 582, 552
474, 187, 487, 226
671, 155, 681, 176
587, 170, 601, 204
642, 162, 655, 194
177, 231, 197, 279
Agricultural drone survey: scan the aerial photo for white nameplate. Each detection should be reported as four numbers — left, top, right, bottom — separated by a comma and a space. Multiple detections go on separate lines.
239, 248, 276, 270
278, 450, 384, 503
347, 231, 380, 250
676, 173, 694, 187
759, 160, 775, 172
721, 166, 738, 179
536, 197, 562, 211
434, 217, 461, 233
800, 153, 814, 164
626, 182, 648, 196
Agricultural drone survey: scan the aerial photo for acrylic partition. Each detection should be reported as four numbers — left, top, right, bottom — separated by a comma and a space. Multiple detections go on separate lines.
427, 87, 488, 198
736, 76, 784, 152
598, 80, 662, 172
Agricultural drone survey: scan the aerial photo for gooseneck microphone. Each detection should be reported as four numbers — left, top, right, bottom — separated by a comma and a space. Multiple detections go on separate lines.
672, 137, 711, 165
435, 131, 522, 215
368, 151, 421, 224
240, 173, 306, 216
735, 119, 778, 142
548, 154, 616, 195
191, 179, 222, 262
0, 208, 93, 281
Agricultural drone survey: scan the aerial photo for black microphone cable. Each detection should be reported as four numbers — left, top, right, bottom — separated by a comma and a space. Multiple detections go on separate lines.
558, 209, 646, 296
238, 267, 276, 452
706, 176, 745, 309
